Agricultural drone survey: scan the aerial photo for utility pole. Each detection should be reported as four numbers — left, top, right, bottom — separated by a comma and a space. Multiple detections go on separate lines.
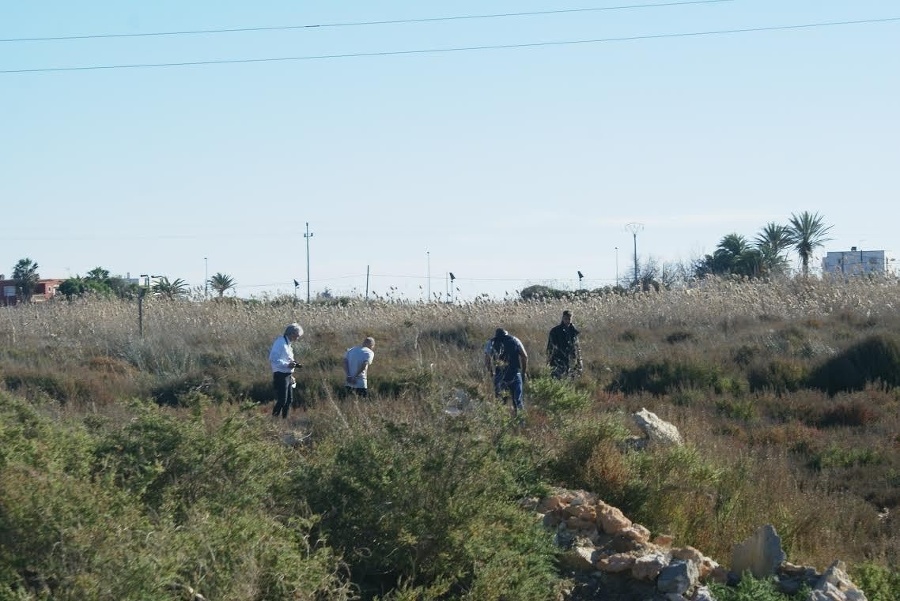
304, 222, 314, 303
204, 257, 208, 299
625, 223, 643, 287
615, 247, 619, 287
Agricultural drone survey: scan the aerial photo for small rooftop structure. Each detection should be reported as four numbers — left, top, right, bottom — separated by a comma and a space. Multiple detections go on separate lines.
822, 247, 895, 277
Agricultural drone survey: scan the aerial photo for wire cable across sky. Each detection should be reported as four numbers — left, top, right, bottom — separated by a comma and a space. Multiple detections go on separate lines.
0, 0, 734, 43
3, 15, 899, 75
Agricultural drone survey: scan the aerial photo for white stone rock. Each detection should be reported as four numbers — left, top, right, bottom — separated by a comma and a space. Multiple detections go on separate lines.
632, 408, 684, 446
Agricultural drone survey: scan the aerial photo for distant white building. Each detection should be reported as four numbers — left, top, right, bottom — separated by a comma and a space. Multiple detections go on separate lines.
822, 247, 895, 276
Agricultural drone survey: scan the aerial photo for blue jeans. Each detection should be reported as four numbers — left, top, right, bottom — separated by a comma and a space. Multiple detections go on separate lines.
493, 371, 524, 413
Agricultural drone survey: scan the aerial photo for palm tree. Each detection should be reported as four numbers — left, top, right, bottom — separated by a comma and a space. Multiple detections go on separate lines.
208, 272, 237, 297
85, 267, 110, 281
754, 222, 793, 277
694, 234, 763, 279
788, 211, 833, 277
152, 276, 189, 299
12, 258, 40, 303
714, 234, 761, 277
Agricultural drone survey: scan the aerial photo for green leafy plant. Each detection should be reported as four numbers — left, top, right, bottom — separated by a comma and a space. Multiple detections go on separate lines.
852, 561, 900, 601
711, 572, 809, 600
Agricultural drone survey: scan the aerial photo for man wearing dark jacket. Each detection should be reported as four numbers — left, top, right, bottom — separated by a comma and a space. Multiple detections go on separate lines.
546, 310, 582, 379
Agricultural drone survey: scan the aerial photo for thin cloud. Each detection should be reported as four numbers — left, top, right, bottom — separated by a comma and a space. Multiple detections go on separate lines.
596, 211, 774, 229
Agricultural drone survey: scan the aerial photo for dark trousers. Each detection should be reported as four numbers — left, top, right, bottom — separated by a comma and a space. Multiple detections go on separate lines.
272, 371, 293, 418
550, 355, 571, 379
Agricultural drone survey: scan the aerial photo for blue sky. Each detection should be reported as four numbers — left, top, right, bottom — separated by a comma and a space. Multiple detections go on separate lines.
2, 1, 898, 300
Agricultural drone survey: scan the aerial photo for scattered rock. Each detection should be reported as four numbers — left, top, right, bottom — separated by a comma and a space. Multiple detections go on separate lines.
632, 408, 684, 447
538, 487, 867, 601
730, 523, 786, 579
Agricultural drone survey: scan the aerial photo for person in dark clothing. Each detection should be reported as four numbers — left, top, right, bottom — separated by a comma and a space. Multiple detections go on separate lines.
546, 310, 582, 379
484, 328, 528, 417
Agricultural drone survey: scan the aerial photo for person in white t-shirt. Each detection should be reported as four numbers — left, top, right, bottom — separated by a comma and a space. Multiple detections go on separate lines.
344, 337, 375, 398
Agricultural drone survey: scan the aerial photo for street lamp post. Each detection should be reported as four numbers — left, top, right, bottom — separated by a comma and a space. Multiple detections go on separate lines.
615, 247, 619, 287
304, 222, 314, 303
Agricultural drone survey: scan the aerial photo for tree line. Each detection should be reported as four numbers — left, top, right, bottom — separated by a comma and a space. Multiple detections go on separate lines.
692, 210, 832, 280
5, 259, 238, 303
7, 211, 833, 303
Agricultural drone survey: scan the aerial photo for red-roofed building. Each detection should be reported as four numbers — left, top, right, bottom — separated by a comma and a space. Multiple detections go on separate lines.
0, 277, 64, 306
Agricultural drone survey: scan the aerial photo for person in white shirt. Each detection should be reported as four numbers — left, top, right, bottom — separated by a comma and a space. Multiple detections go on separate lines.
344, 337, 375, 398
269, 323, 303, 418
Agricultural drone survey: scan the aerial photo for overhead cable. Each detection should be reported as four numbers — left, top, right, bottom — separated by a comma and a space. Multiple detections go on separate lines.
1, 0, 733, 43
2, 16, 898, 74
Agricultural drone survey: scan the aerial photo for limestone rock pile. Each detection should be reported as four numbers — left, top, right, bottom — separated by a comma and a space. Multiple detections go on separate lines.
527, 409, 869, 601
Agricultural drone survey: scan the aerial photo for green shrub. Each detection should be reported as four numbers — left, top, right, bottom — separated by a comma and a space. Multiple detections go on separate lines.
2, 370, 90, 405
545, 416, 633, 490
374, 368, 436, 398
747, 359, 808, 394
623, 445, 723, 539
852, 561, 900, 601
807, 444, 883, 471
732, 344, 758, 366
715, 397, 758, 422
0, 393, 353, 601
527, 376, 591, 420
292, 414, 560, 599
91, 403, 283, 517
670, 388, 705, 407
808, 335, 900, 394
710, 572, 809, 600
612, 359, 744, 396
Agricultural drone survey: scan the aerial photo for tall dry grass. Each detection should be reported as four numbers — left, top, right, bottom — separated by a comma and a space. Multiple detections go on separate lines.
2, 275, 899, 589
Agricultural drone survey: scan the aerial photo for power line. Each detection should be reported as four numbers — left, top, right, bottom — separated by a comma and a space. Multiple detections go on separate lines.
0, 0, 733, 43
2, 16, 897, 75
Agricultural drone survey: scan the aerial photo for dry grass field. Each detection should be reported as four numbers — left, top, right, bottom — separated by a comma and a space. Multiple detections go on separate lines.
1, 275, 898, 599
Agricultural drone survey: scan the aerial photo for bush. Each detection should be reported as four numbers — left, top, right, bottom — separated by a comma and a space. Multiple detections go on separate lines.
527, 376, 591, 421
808, 335, 900, 394
710, 572, 809, 600
812, 401, 878, 428
374, 368, 436, 398
545, 416, 633, 491
747, 359, 808, 394
292, 414, 560, 599
612, 359, 745, 396
852, 561, 900, 601
0, 393, 352, 601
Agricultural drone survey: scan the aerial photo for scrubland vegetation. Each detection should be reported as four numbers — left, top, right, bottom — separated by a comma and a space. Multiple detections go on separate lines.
1, 276, 899, 600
